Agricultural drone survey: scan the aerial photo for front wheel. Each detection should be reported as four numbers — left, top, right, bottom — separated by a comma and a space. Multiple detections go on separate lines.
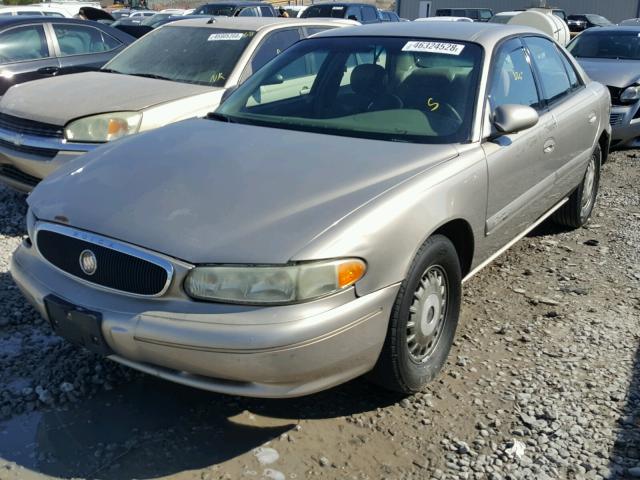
553, 144, 601, 229
370, 235, 462, 394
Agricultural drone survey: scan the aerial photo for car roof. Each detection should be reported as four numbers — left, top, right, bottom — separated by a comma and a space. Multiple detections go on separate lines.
311, 21, 540, 47
306, 2, 373, 6
0, 17, 88, 27
166, 16, 356, 31
579, 25, 640, 32
198, 1, 272, 5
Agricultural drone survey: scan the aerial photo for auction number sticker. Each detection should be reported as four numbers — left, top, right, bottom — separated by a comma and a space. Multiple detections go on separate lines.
402, 41, 465, 55
208, 33, 244, 41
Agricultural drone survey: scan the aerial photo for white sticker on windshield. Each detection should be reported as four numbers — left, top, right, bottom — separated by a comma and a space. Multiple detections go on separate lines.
208, 33, 244, 41
332, 5, 344, 9
402, 41, 465, 55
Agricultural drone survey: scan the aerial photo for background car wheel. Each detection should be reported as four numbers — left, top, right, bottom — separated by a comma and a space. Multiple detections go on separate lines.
553, 144, 601, 229
370, 234, 461, 394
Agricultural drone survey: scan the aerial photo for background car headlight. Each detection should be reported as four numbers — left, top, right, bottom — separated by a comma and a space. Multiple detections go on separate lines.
184, 259, 366, 304
65, 112, 142, 143
620, 85, 640, 103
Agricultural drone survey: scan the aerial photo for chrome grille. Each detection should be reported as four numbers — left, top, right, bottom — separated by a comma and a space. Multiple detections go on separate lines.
610, 113, 625, 126
0, 113, 63, 138
36, 224, 173, 297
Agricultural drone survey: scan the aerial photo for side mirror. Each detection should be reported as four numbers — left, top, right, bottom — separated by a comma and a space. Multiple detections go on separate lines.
491, 104, 539, 137
263, 73, 284, 86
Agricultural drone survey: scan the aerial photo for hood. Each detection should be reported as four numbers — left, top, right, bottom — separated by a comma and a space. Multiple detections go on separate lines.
29, 119, 458, 264
1, 72, 217, 125
576, 58, 640, 88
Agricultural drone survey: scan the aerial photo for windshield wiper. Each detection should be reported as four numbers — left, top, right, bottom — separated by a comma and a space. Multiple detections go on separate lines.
126, 72, 174, 81
101, 68, 124, 74
206, 112, 236, 123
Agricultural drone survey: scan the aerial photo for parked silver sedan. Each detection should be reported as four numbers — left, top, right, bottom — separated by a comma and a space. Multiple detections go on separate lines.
12, 22, 610, 398
0, 17, 354, 192
568, 26, 640, 148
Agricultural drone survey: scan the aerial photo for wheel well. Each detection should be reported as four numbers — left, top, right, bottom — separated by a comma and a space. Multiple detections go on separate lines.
598, 130, 610, 164
433, 219, 474, 277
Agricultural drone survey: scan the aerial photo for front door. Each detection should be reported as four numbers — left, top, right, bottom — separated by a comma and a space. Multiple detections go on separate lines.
482, 38, 555, 250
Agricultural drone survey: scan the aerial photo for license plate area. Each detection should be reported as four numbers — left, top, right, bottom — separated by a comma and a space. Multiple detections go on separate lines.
44, 295, 112, 356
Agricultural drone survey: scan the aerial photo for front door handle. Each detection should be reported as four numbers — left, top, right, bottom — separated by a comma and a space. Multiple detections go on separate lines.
588, 112, 597, 124
37, 66, 59, 75
543, 139, 556, 154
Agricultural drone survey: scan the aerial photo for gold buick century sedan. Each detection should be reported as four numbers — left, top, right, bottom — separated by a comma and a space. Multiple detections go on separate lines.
11, 22, 610, 397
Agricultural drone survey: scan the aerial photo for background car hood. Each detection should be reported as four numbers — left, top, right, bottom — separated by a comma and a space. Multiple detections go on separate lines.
29, 119, 458, 264
0, 72, 217, 125
577, 58, 640, 88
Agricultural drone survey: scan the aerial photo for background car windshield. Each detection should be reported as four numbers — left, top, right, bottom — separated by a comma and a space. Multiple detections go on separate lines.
194, 4, 236, 15
302, 5, 347, 18
568, 31, 640, 60
217, 36, 482, 144
586, 14, 612, 26
104, 26, 254, 86
489, 15, 512, 24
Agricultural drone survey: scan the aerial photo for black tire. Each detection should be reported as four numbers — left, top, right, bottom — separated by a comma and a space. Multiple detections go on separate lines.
370, 234, 462, 394
553, 144, 601, 229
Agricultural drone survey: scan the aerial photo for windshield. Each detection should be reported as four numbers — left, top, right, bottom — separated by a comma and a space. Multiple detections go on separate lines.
217, 36, 482, 144
103, 26, 254, 86
586, 14, 612, 26
193, 4, 236, 15
301, 5, 347, 18
568, 31, 640, 60
489, 14, 512, 24
141, 12, 171, 25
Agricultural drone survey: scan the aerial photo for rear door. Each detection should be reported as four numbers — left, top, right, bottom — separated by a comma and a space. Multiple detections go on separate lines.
523, 35, 599, 199
0, 23, 60, 94
482, 38, 554, 247
50, 22, 124, 74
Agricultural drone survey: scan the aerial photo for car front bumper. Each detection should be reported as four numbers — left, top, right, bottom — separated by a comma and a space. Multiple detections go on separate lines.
0, 127, 97, 192
11, 237, 399, 398
609, 103, 640, 149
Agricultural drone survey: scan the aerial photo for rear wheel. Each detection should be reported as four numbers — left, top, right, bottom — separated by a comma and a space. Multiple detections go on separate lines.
370, 235, 461, 394
553, 144, 601, 229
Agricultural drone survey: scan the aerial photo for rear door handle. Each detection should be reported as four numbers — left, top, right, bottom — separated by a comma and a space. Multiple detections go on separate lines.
37, 66, 59, 75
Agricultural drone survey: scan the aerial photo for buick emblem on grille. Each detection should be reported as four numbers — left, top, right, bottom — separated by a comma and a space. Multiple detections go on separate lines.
79, 249, 97, 276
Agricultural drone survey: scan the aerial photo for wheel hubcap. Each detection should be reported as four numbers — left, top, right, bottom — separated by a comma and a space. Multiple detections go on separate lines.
580, 155, 596, 218
407, 266, 448, 363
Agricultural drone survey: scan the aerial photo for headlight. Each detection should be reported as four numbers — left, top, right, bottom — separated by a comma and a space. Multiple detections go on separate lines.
64, 112, 142, 143
620, 85, 640, 103
184, 259, 366, 305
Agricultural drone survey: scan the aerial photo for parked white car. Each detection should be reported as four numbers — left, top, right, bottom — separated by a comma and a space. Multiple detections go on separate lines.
0, 17, 355, 191
0, 5, 73, 17
414, 16, 473, 22
31, 1, 102, 17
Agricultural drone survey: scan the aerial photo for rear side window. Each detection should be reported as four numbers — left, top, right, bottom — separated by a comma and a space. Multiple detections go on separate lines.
53, 24, 121, 56
250, 29, 301, 74
524, 36, 572, 104
17, 11, 44, 15
259, 6, 275, 17
345, 5, 361, 21
489, 40, 541, 110
361, 6, 378, 22
238, 7, 259, 16
0, 24, 49, 62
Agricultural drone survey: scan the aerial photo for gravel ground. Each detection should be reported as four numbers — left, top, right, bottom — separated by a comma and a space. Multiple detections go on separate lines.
0, 150, 638, 480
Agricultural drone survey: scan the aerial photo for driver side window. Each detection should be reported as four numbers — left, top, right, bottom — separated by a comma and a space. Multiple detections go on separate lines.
489, 41, 541, 111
